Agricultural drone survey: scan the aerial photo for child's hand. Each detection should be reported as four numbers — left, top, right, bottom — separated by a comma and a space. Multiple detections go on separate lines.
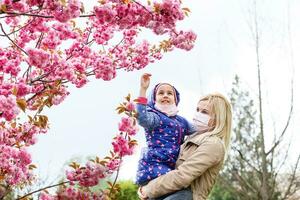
140, 73, 151, 90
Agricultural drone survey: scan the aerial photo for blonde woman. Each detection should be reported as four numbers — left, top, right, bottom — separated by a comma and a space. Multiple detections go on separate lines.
138, 93, 232, 200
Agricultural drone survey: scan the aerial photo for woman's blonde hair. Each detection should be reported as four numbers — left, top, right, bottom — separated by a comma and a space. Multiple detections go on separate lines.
199, 93, 232, 151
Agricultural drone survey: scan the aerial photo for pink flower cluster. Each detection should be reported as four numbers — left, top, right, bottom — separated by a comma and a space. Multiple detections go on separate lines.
94, 4, 117, 24
2, 0, 29, 13
150, 0, 185, 34
0, 95, 20, 121
0, 122, 47, 146
41, 22, 79, 49
0, 0, 196, 197
106, 158, 121, 172
171, 30, 197, 51
112, 135, 134, 156
92, 0, 184, 34
66, 162, 107, 187
92, 55, 116, 81
27, 48, 50, 68
60, 95, 138, 198
39, 187, 105, 200
0, 48, 22, 77
52, 0, 81, 23
0, 145, 32, 185
124, 101, 135, 111
118, 117, 138, 135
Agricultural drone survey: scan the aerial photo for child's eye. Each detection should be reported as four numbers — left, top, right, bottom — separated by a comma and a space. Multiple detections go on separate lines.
167, 92, 173, 95
196, 108, 200, 112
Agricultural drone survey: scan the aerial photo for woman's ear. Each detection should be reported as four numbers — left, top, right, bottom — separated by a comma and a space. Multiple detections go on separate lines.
208, 115, 216, 128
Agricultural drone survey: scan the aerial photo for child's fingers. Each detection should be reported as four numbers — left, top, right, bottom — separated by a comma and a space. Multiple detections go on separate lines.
142, 73, 152, 80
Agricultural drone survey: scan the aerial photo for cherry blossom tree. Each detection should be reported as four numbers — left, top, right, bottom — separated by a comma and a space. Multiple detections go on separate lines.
0, 0, 196, 199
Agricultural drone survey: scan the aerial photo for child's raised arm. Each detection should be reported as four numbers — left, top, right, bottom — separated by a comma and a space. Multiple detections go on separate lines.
140, 73, 151, 97
136, 73, 161, 130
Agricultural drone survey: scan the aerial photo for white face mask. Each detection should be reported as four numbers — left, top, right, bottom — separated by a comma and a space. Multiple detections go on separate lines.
154, 103, 179, 117
192, 112, 211, 133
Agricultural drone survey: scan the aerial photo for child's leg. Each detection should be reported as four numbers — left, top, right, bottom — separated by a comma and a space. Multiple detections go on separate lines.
149, 187, 192, 200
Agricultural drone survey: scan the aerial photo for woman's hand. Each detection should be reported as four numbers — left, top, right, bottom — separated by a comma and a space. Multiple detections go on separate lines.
140, 73, 151, 97
137, 186, 148, 200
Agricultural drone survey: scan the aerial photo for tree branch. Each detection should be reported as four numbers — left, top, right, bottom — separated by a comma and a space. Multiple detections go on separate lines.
233, 146, 261, 173
0, 23, 28, 55
232, 169, 259, 194
1, 11, 95, 19
282, 154, 300, 200
0, 19, 34, 37
16, 181, 70, 200
35, 32, 44, 48
274, 138, 292, 178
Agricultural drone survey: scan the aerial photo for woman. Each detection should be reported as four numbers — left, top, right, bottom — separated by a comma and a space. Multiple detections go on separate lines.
138, 93, 232, 200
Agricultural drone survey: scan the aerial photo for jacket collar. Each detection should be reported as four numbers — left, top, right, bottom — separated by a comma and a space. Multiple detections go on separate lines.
185, 131, 213, 145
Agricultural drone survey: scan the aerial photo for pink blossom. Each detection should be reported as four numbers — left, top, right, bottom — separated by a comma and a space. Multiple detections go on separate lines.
0, 145, 33, 185
171, 30, 197, 51
73, 75, 88, 88
118, 117, 138, 135
93, 55, 116, 81
39, 192, 56, 200
93, 25, 114, 45
106, 158, 121, 171
0, 49, 22, 76
0, 0, 196, 196
27, 48, 50, 68
94, 4, 117, 24
53, 0, 81, 22
42, 31, 62, 49
16, 80, 32, 97
11, 1, 29, 12
125, 101, 135, 111
27, 0, 44, 7
52, 23, 79, 40
66, 162, 107, 187
0, 95, 20, 121
112, 135, 135, 156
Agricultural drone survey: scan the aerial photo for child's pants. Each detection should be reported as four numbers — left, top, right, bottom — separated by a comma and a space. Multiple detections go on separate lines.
149, 187, 192, 200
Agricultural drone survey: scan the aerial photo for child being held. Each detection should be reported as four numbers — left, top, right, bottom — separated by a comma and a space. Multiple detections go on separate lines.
135, 73, 196, 185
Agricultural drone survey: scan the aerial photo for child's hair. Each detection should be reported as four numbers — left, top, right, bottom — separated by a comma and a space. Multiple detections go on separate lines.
198, 93, 232, 151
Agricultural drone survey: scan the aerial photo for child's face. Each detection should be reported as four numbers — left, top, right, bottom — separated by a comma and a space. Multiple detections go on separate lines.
155, 84, 176, 105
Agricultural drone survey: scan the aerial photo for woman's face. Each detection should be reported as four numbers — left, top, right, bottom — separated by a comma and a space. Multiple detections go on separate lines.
197, 100, 215, 127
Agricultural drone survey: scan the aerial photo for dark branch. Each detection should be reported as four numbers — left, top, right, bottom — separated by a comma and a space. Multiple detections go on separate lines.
233, 146, 261, 173
282, 154, 300, 200
0, 23, 28, 55
16, 181, 70, 200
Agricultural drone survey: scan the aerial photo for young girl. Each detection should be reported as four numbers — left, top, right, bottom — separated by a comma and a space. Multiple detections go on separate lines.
135, 73, 196, 185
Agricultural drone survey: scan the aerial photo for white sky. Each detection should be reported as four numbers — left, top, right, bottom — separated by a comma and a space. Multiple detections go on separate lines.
1, 0, 299, 186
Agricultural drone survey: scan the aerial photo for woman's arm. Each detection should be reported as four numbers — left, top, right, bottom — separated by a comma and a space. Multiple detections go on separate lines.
142, 138, 225, 198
